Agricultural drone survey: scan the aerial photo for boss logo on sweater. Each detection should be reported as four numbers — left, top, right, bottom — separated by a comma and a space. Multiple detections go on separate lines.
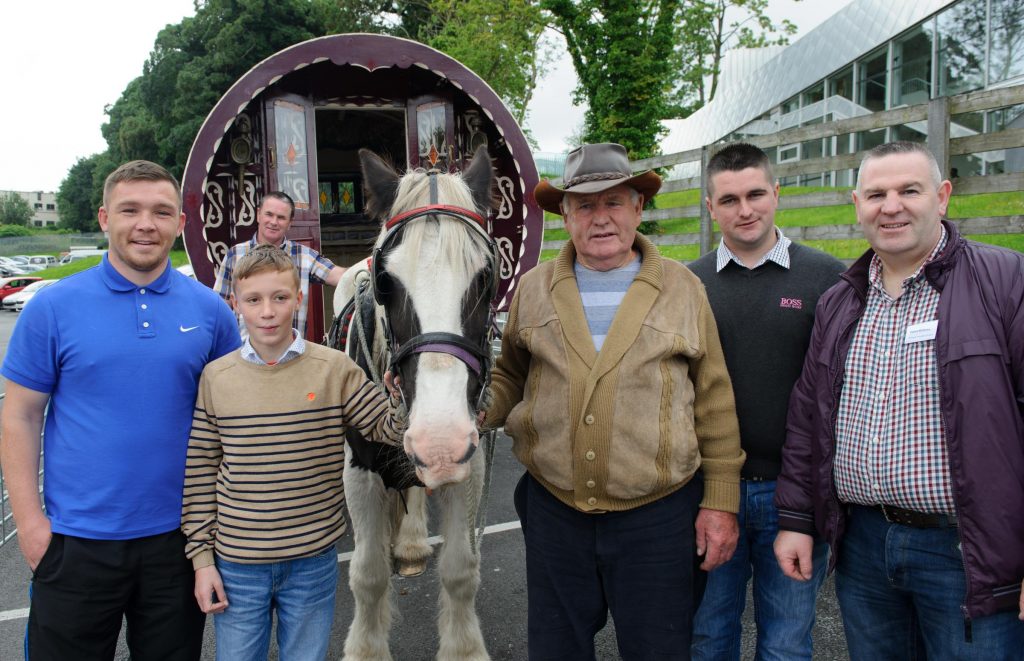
779, 297, 803, 310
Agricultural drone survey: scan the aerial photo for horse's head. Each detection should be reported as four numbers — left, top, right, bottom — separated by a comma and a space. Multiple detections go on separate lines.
360, 146, 496, 489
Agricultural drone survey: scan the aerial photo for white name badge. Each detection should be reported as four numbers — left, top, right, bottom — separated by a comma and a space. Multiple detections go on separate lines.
905, 320, 938, 344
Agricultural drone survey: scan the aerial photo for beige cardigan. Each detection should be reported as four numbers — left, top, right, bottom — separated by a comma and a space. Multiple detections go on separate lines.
487, 234, 744, 513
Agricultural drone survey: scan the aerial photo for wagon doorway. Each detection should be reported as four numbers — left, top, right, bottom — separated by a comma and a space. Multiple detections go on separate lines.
315, 105, 406, 323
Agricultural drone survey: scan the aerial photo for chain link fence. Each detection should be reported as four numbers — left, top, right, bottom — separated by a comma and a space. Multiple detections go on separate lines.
0, 233, 105, 257
0, 394, 45, 547
0, 393, 13, 545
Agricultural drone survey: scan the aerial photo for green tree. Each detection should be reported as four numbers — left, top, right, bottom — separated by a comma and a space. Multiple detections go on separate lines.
545, 0, 798, 157
544, 0, 682, 159
0, 192, 33, 226
672, 0, 798, 117
102, 79, 160, 166
420, 0, 550, 125
102, 0, 337, 178
68, 0, 546, 197
57, 155, 103, 232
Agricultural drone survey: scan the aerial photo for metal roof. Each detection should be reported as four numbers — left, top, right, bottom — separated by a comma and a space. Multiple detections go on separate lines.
661, 0, 955, 153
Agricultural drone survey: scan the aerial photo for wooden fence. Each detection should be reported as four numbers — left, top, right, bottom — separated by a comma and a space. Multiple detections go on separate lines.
543, 84, 1024, 256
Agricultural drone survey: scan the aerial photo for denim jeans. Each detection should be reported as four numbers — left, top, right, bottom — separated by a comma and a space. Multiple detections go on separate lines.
692, 480, 828, 661
837, 505, 1024, 661
213, 547, 338, 661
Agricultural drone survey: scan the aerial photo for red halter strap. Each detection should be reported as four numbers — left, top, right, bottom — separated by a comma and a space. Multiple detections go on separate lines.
384, 204, 486, 230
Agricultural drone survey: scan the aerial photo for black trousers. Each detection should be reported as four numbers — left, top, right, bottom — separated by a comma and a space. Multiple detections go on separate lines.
515, 472, 706, 661
27, 529, 204, 661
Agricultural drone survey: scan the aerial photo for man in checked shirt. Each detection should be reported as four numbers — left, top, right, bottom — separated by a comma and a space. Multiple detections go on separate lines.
214, 191, 346, 339
773, 141, 1024, 659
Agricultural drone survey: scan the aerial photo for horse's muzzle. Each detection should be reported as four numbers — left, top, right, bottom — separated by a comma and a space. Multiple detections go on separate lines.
405, 432, 478, 488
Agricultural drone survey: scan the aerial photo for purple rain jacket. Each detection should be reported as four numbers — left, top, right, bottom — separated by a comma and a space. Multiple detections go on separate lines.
775, 221, 1024, 619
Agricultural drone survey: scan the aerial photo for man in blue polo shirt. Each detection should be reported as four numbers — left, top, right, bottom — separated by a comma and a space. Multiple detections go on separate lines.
0, 160, 240, 660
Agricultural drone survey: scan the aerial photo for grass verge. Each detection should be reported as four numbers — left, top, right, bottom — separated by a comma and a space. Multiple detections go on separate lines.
32, 251, 190, 279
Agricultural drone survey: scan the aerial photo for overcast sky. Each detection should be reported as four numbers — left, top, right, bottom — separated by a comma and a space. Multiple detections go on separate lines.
0, 0, 852, 192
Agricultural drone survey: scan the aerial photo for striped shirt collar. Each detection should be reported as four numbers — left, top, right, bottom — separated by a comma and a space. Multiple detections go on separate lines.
715, 227, 791, 272
241, 328, 305, 366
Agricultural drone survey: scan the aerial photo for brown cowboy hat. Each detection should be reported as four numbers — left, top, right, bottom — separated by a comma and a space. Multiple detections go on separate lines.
534, 143, 662, 216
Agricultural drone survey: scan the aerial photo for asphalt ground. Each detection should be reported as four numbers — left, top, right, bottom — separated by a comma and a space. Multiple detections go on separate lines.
0, 305, 849, 660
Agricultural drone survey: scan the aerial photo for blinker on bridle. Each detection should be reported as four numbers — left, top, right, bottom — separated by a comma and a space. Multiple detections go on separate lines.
373, 170, 499, 411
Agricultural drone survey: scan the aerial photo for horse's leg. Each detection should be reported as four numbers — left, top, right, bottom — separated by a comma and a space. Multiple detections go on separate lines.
392, 487, 432, 577
343, 458, 395, 661
436, 450, 489, 661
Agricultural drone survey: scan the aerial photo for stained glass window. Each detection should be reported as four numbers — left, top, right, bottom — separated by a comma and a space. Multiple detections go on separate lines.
417, 102, 448, 169
274, 100, 310, 208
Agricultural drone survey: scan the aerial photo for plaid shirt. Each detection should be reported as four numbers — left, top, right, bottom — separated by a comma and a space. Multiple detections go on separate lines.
715, 227, 792, 272
834, 227, 954, 514
213, 236, 334, 337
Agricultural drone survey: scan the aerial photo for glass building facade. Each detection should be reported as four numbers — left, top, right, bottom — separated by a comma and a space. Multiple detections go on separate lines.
664, 0, 1024, 186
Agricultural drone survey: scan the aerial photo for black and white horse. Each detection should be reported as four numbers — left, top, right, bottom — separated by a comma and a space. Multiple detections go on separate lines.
331, 147, 496, 660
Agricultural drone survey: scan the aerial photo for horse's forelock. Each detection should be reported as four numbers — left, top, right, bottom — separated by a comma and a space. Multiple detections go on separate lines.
380, 169, 490, 290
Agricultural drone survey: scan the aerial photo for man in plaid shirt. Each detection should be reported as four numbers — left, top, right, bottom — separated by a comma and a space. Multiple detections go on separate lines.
213, 191, 345, 338
774, 141, 1024, 659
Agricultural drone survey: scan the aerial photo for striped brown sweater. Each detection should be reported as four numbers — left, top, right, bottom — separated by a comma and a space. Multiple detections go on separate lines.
181, 343, 402, 569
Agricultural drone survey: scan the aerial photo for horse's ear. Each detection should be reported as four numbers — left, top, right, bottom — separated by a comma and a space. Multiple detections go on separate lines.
463, 146, 495, 215
359, 148, 400, 220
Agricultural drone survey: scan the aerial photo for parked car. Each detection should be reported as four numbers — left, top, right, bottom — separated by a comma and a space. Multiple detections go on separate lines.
60, 250, 107, 264
0, 265, 27, 277
0, 276, 43, 301
28, 255, 59, 268
3, 279, 58, 312
15, 263, 46, 273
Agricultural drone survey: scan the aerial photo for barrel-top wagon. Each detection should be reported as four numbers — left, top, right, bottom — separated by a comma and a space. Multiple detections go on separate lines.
182, 33, 542, 339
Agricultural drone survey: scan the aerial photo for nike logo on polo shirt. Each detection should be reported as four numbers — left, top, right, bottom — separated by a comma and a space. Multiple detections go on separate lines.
180, 325, 199, 332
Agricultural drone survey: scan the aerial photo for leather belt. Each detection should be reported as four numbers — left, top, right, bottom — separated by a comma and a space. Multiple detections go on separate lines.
871, 504, 958, 528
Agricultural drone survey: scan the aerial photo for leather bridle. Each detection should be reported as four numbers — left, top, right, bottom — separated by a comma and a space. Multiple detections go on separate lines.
372, 171, 499, 412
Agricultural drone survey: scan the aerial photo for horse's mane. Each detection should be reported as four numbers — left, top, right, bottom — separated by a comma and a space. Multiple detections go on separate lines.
379, 168, 490, 284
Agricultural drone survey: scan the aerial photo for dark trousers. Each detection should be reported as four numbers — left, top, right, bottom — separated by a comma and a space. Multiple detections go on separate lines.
515, 472, 705, 661
27, 529, 204, 661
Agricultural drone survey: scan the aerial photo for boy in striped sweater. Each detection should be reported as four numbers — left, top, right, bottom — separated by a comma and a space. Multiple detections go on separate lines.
181, 244, 403, 660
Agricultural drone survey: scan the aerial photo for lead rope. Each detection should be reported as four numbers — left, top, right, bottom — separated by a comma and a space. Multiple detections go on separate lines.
468, 428, 497, 555
468, 328, 498, 555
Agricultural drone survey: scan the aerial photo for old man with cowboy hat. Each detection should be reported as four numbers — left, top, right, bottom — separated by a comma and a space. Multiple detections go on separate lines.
485, 142, 744, 659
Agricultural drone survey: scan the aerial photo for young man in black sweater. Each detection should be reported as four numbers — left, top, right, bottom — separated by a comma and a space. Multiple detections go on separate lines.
689, 143, 844, 661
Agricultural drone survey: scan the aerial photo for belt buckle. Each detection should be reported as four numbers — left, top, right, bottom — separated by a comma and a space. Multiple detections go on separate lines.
879, 504, 900, 525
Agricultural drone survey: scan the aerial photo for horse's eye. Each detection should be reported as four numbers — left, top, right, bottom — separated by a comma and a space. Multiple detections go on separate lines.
375, 271, 395, 302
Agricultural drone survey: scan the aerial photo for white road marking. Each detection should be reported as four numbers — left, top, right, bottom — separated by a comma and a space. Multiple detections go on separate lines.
0, 608, 28, 623
0, 520, 522, 623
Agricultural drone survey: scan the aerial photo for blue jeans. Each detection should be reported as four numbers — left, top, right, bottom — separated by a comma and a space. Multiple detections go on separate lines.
514, 472, 704, 660
692, 480, 827, 661
213, 547, 338, 661
837, 505, 1024, 661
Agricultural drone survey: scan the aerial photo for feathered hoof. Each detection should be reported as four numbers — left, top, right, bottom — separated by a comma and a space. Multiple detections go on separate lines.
396, 557, 428, 577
